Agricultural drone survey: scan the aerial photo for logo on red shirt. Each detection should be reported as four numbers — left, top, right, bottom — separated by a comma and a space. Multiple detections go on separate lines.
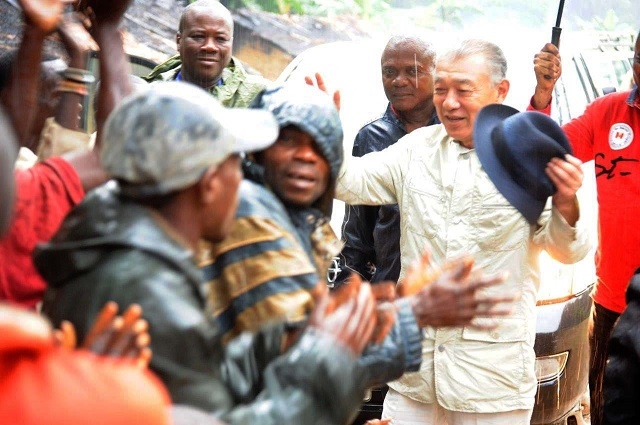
609, 123, 634, 150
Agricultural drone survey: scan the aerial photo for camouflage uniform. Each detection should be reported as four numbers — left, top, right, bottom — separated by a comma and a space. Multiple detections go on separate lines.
142, 55, 268, 108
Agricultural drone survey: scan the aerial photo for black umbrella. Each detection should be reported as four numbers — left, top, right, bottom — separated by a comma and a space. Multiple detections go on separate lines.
551, 0, 565, 47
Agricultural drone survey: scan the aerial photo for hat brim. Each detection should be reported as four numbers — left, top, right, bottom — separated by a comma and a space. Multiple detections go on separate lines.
220, 107, 279, 155
474, 104, 546, 224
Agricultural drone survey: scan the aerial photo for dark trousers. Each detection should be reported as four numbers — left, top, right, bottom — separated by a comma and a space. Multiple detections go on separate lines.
589, 302, 621, 425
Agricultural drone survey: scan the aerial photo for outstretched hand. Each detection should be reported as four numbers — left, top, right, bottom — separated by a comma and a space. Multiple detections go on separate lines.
54, 301, 152, 368
305, 72, 341, 111
403, 252, 515, 328
83, 302, 152, 367
397, 248, 441, 297
309, 275, 377, 356
18, 0, 74, 34
327, 277, 397, 345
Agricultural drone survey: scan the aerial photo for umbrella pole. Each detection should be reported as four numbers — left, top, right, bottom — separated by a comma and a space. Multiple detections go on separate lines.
551, 0, 565, 47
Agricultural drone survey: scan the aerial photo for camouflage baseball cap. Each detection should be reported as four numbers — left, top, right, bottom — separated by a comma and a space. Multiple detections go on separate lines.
101, 81, 278, 198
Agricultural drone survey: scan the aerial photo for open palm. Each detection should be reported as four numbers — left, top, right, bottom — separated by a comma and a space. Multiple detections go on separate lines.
18, 0, 73, 34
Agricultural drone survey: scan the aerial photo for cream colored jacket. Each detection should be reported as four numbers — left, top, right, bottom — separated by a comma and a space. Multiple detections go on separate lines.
336, 124, 590, 412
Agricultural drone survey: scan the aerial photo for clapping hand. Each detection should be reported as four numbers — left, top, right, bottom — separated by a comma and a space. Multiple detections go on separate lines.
54, 301, 152, 368
401, 249, 516, 328
309, 276, 379, 356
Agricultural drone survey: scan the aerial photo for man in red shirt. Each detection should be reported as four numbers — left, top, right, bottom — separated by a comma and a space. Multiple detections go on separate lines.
0, 61, 173, 424
0, 0, 132, 308
530, 32, 640, 425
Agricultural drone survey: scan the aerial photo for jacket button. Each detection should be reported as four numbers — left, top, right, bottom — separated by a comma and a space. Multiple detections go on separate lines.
438, 344, 445, 352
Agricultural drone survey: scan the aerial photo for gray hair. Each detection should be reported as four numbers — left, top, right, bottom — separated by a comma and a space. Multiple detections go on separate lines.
440, 39, 507, 85
384, 34, 437, 74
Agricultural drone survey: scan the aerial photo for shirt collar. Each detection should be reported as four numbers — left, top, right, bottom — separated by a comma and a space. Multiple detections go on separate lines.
389, 104, 441, 129
175, 71, 224, 86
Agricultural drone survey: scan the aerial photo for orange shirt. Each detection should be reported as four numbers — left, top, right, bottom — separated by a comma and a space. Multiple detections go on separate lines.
0, 305, 171, 425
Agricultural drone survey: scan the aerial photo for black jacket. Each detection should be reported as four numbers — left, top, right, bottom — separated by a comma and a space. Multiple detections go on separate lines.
36, 183, 367, 424
603, 269, 640, 425
336, 104, 439, 285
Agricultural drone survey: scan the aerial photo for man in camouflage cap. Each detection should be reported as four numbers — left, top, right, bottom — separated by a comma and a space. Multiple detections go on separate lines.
37, 81, 382, 423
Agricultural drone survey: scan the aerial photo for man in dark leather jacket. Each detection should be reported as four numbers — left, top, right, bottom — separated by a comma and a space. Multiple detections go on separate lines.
37, 82, 379, 424
336, 35, 440, 286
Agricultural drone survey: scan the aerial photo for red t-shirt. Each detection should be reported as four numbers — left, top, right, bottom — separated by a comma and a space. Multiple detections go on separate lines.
531, 91, 640, 313
0, 157, 84, 309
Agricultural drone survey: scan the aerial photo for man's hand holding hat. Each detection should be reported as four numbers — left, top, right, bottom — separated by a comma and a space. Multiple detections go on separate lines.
546, 154, 583, 226
474, 104, 582, 226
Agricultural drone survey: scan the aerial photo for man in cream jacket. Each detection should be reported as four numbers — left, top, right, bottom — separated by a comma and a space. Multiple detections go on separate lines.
335, 39, 590, 425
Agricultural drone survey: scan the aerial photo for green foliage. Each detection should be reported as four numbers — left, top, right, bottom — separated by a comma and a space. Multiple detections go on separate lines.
575, 9, 634, 33
402, 0, 483, 30
564, 0, 638, 32
220, 0, 391, 18
217, 0, 639, 31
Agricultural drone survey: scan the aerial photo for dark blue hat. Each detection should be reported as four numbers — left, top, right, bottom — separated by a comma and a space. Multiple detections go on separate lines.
474, 104, 573, 224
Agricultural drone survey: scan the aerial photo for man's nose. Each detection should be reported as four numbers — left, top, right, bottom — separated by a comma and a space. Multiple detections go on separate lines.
392, 73, 408, 86
442, 90, 459, 109
201, 36, 219, 52
293, 143, 320, 162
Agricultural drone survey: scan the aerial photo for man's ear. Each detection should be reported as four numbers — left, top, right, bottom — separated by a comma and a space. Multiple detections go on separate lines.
176, 32, 182, 51
496, 79, 510, 103
198, 166, 219, 207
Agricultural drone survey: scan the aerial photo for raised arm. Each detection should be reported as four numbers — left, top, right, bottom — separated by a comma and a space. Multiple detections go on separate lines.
54, 11, 96, 131
531, 42, 562, 111
2, 0, 69, 150
85, 0, 133, 142
62, 0, 133, 191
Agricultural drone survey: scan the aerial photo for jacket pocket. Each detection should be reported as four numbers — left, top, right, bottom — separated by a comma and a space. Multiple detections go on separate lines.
462, 317, 528, 343
405, 162, 443, 239
472, 185, 529, 252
